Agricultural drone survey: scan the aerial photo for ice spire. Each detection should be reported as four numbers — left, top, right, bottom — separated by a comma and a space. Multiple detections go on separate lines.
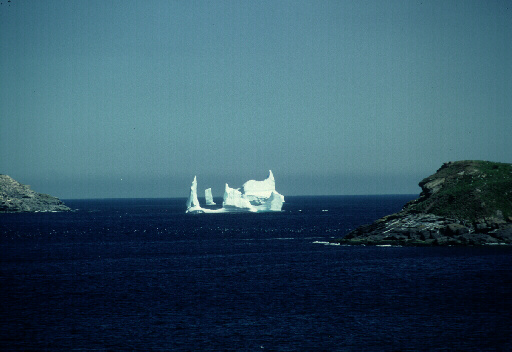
205, 188, 216, 205
186, 176, 201, 211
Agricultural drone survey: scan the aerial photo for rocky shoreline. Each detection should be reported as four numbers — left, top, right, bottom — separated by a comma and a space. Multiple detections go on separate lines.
336, 161, 512, 246
339, 212, 512, 246
0, 174, 71, 213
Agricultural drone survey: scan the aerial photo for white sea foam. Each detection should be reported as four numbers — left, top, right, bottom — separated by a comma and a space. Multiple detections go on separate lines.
312, 241, 341, 246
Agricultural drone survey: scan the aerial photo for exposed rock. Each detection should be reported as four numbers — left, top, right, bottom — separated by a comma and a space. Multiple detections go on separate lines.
336, 161, 512, 246
0, 175, 71, 213
423, 177, 445, 195
443, 223, 469, 236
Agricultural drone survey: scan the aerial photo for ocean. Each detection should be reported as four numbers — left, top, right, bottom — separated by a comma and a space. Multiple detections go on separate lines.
1, 195, 511, 351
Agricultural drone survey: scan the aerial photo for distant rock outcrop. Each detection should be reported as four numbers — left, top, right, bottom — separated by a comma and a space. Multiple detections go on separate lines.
337, 161, 512, 246
0, 175, 71, 213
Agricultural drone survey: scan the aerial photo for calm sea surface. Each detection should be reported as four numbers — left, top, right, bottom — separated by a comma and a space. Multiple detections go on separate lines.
1, 196, 511, 351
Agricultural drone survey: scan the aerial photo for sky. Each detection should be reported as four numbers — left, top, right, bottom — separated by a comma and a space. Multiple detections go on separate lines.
1, 0, 511, 199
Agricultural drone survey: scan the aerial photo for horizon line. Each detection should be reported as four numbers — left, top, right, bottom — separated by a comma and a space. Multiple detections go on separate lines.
61, 193, 420, 201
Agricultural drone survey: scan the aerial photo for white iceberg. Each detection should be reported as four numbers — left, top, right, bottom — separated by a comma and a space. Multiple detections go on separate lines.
222, 184, 258, 212
205, 188, 216, 205
242, 170, 276, 204
186, 176, 204, 213
185, 170, 284, 213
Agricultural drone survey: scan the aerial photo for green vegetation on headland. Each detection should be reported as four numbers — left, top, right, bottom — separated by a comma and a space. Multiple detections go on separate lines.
336, 161, 512, 246
407, 160, 512, 221
0, 174, 71, 213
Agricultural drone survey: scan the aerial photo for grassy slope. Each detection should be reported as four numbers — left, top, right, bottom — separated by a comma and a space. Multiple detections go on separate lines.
407, 161, 512, 221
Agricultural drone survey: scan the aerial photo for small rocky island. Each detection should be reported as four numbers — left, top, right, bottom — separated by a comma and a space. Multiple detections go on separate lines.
337, 160, 512, 246
0, 174, 71, 213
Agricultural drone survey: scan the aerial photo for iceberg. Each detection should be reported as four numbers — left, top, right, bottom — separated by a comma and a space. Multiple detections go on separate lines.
205, 188, 216, 205
222, 184, 257, 212
185, 170, 284, 213
185, 176, 204, 213
242, 170, 276, 204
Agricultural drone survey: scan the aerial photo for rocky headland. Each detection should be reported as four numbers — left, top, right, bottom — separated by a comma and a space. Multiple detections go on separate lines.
0, 174, 71, 213
337, 161, 512, 246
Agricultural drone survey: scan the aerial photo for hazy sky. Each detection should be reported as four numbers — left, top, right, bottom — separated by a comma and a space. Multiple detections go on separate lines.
1, 0, 511, 198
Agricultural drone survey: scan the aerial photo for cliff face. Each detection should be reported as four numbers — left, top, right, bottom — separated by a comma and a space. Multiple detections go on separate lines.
338, 161, 512, 246
0, 175, 71, 213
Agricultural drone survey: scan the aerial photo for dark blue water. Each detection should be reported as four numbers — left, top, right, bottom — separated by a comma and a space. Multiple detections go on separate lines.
1, 196, 511, 351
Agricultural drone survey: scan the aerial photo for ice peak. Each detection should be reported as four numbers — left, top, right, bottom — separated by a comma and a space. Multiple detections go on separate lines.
186, 175, 201, 211
205, 188, 216, 205
242, 170, 276, 199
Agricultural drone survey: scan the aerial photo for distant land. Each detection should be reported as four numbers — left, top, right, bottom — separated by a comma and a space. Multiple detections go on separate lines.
0, 174, 71, 213
337, 160, 512, 246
